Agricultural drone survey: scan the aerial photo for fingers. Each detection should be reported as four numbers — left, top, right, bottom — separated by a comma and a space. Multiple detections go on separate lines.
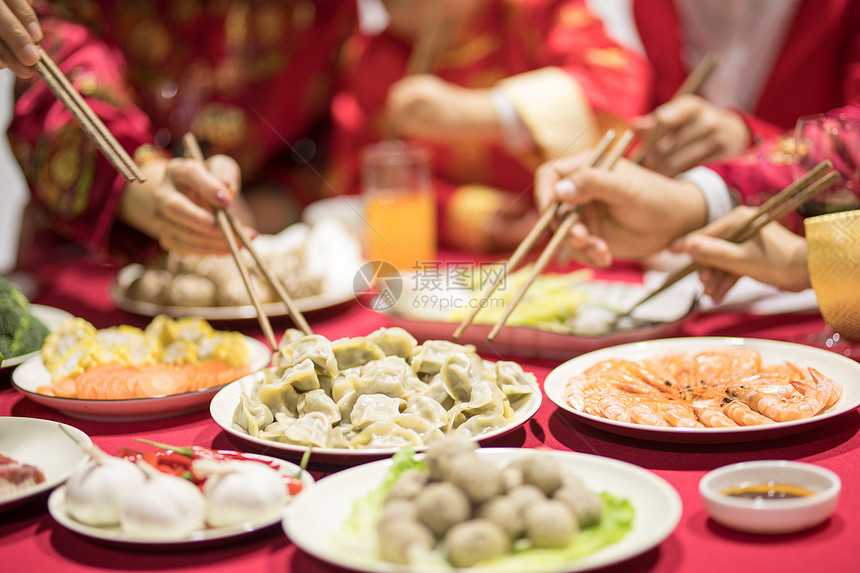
657, 133, 720, 176
669, 206, 757, 252
556, 165, 637, 209
166, 157, 233, 209
533, 153, 589, 212
638, 96, 706, 173
699, 267, 739, 303
6, 0, 40, 41
0, 40, 31, 77
651, 95, 702, 132
0, 0, 40, 77
683, 235, 760, 280
205, 154, 241, 202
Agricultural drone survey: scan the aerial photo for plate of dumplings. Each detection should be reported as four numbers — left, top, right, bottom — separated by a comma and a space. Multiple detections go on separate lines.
209, 327, 542, 463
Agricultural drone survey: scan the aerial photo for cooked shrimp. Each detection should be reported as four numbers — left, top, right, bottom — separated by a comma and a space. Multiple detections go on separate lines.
627, 401, 670, 426
728, 368, 832, 422
790, 376, 842, 411
722, 401, 775, 426
692, 399, 739, 427
565, 375, 608, 411
594, 391, 635, 423
695, 348, 762, 380
659, 402, 703, 427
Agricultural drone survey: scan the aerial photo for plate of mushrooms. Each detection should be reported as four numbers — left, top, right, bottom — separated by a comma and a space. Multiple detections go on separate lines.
283, 439, 681, 572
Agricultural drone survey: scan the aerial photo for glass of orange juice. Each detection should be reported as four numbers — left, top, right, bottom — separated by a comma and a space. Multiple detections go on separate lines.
362, 141, 437, 271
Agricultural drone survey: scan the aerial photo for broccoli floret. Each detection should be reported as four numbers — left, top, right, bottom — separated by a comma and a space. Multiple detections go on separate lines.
0, 277, 50, 358
14, 314, 50, 356
0, 287, 28, 336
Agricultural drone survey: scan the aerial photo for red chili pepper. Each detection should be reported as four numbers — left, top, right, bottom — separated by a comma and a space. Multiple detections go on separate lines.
157, 451, 193, 468
285, 476, 303, 496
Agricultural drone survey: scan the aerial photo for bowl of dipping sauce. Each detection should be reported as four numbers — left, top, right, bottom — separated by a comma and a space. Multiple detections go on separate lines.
699, 460, 841, 534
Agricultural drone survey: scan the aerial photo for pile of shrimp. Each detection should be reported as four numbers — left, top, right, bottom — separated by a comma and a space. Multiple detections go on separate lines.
564, 348, 843, 427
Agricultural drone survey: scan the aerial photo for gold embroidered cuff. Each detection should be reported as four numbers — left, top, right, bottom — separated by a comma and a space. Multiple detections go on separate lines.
497, 67, 608, 160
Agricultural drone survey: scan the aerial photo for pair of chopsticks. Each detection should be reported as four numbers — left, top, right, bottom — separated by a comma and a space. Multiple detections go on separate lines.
182, 133, 312, 352
616, 159, 840, 318
485, 131, 634, 341
33, 46, 145, 182
452, 129, 631, 340
453, 53, 721, 341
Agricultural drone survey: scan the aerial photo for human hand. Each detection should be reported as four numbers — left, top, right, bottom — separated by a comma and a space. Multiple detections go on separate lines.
632, 95, 751, 176
385, 74, 499, 142
668, 206, 810, 302
0, 0, 42, 78
119, 154, 253, 255
534, 154, 708, 267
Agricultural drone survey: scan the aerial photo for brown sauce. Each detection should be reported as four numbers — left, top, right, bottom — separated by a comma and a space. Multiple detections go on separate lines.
722, 482, 815, 500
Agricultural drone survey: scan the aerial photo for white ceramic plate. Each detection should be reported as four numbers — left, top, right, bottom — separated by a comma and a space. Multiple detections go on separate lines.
545, 337, 860, 443
48, 452, 314, 547
210, 371, 542, 463
111, 264, 357, 320
11, 336, 271, 422
380, 278, 698, 360
0, 305, 75, 371
0, 417, 92, 511
282, 448, 682, 573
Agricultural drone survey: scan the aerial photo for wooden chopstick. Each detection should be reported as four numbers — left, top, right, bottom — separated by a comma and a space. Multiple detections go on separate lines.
183, 134, 314, 338
33, 46, 145, 182
183, 134, 311, 352
452, 130, 617, 339
485, 131, 635, 341
182, 134, 278, 351
618, 160, 838, 315
630, 52, 722, 165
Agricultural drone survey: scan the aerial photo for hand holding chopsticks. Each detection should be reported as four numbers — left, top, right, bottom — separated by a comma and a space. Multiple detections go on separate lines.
484, 131, 637, 341
453, 52, 723, 340
182, 133, 312, 352
617, 160, 840, 319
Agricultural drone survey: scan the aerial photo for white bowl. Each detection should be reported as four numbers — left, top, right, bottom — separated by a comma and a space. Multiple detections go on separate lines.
699, 460, 841, 534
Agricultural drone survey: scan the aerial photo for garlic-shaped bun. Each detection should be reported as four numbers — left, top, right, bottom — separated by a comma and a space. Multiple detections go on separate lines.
194, 459, 287, 527
65, 446, 146, 526
119, 461, 206, 537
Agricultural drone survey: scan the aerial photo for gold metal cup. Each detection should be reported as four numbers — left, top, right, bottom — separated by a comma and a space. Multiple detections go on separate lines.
805, 209, 860, 342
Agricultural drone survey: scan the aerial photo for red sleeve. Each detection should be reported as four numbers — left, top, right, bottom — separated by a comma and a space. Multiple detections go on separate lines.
705, 101, 860, 233
527, 0, 652, 120
632, 0, 686, 108
8, 14, 159, 260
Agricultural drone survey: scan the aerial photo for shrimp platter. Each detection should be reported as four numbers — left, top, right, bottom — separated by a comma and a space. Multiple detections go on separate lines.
563, 348, 844, 428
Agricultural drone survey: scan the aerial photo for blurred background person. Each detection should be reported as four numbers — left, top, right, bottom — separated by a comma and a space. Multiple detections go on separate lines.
6, 0, 354, 289
630, 0, 860, 176
327, 0, 650, 252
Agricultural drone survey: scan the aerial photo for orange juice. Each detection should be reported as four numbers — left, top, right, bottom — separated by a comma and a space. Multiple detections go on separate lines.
365, 188, 436, 271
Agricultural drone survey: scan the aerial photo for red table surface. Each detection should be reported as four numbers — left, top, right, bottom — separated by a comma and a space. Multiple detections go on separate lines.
2, 257, 858, 573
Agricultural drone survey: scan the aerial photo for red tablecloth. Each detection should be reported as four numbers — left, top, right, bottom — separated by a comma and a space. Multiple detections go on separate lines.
2, 258, 858, 573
